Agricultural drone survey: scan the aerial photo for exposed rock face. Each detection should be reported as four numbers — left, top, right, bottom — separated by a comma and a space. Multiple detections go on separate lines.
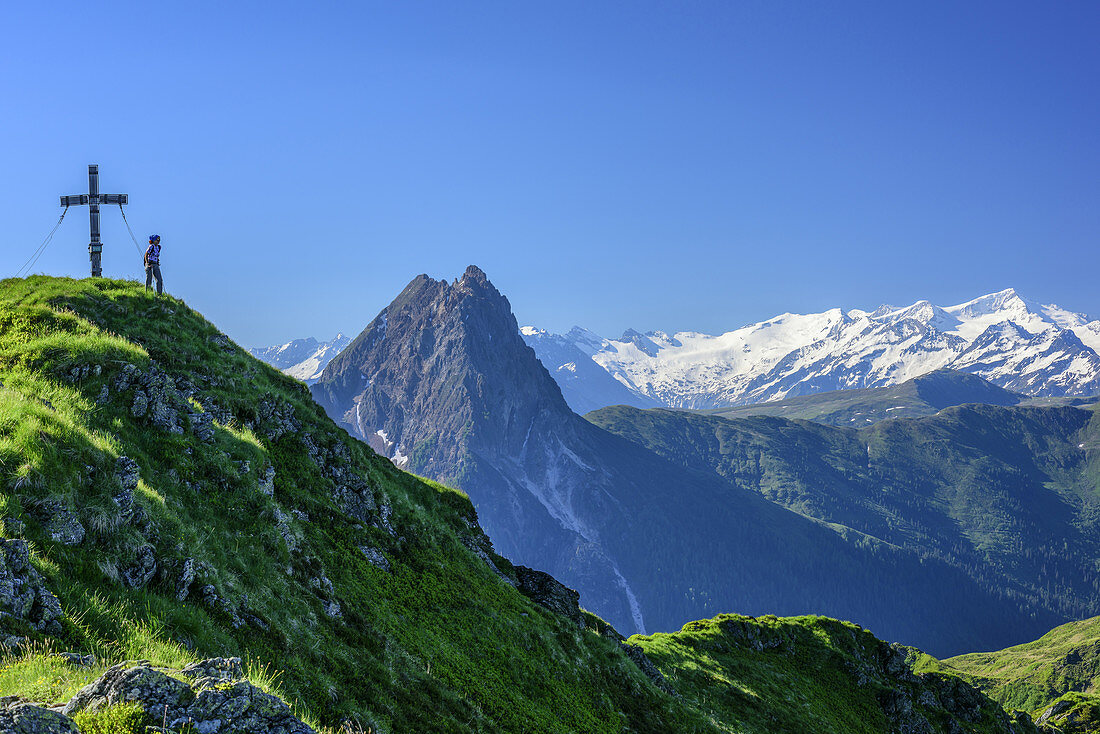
514, 566, 584, 628
620, 643, 675, 695
311, 266, 648, 632
113, 456, 139, 519
0, 539, 64, 634
62, 658, 315, 733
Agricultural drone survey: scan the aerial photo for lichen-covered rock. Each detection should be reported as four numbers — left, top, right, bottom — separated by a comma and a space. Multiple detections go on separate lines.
358, 544, 392, 573
120, 545, 157, 588
258, 465, 276, 496
514, 565, 584, 628
62, 659, 315, 734
190, 409, 215, 442
35, 501, 85, 546
256, 397, 301, 440
0, 539, 65, 634
179, 656, 243, 684
176, 557, 195, 601
114, 456, 140, 491
323, 598, 343, 620
62, 662, 194, 719
0, 701, 80, 734
333, 480, 375, 521
113, 456, 139, 520
131, 389, 148, 417
272, 507, 299, 553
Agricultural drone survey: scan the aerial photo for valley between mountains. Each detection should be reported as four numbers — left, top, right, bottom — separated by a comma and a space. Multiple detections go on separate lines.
2, 270, 1099, 733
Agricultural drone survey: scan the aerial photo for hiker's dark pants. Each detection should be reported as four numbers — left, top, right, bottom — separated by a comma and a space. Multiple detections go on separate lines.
145, 264, 163, 295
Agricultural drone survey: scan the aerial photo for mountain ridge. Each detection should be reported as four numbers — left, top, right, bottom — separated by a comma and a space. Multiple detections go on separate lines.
524, 288, 1100, 412
248, 333, 350, 384
311, 266, 1097, 657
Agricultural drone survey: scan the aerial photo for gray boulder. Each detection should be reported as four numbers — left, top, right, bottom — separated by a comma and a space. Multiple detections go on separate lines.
35, 501, 85, 546
120, 545, 157, 589
0, 539, 64, 634
62, 663, 193, 718
63, 659, 315, 734
0, 702, 79, 734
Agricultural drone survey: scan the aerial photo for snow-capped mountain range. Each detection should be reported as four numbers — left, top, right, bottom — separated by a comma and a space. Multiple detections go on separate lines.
522, 289, 1100, 411
248, 334, 350, 384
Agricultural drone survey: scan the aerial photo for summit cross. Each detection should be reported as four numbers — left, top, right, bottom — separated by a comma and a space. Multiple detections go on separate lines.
60, 164, 128, 277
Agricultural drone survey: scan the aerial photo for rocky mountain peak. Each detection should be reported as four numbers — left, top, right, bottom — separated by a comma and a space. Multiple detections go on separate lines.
458, 263, 491, 287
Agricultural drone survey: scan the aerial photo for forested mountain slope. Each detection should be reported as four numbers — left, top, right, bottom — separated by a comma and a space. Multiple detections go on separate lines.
588, 401, 1100, 654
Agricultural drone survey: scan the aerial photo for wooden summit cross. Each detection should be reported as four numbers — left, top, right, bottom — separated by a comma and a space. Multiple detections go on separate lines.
60, 164, 128, 277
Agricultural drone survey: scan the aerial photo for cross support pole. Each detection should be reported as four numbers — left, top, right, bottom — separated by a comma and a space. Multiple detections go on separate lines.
60, 164, 128, 277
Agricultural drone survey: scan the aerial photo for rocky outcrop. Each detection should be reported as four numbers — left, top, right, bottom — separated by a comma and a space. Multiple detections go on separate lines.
514, 566, 584, 628
0, 539, 64, 634
620, 643, 675, 695
120, 545, 157, 589
0, 700, 79, 734
113, 456, 139, 520
33, 501, 84, 546
61, 657, 315, 733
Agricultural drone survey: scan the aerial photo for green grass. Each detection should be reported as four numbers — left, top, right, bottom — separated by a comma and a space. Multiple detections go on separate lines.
71, 702, 148, 734
632, 613, 1024, 734
917, 614, 1100, 715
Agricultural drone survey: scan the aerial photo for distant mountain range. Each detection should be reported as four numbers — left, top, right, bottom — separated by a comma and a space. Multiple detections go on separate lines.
699, 368, 1095, 427
248, 333, 349, 383
307, 267, 1100, 656
523, 289, 1100, 412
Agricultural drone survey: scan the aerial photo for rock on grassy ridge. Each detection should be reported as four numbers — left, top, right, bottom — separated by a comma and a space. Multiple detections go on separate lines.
0, 656, 313, 733
0, 275, 1045, 733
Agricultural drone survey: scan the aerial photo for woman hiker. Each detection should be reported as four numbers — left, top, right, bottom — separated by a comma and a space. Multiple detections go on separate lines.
144, 234, 163, 296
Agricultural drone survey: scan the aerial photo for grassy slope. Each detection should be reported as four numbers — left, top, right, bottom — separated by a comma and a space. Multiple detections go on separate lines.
0, 276, 718, 733
632, 614, 1031, 734
916, 615, 1100, 716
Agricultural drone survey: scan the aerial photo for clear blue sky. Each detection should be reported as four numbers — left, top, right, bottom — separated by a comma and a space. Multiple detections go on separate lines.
3, 1, 1098, 346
